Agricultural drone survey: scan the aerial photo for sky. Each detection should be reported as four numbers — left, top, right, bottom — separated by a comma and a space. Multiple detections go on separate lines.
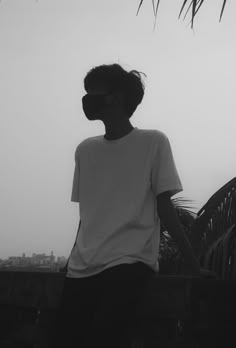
0, 0, 236, 259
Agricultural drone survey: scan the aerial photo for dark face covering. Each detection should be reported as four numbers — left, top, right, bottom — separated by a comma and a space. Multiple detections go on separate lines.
82, 94, 109, 120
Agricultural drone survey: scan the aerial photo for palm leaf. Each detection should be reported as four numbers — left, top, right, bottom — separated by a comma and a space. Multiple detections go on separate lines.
191, 0, 198, 28
178, 0, 189, 19
152, 0, 156, 15
183, 1, 194, 21
154, 0, 161, 28
220, 0, 227, 22
159, 197, 197, 274
137, 0, 228, 28
159, 178, 236, 275
190, 177, 236, 259
136, 0, 144, 16
194, 0, 205, 18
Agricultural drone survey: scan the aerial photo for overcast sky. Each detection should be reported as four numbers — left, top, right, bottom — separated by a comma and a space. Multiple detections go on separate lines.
1, 0, 236, 259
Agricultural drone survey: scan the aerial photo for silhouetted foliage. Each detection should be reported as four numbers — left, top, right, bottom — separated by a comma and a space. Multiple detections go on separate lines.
137, 0, 228, 28
159, 197, 197, 274
159, 178, 236, 277
191, 177, 236, 259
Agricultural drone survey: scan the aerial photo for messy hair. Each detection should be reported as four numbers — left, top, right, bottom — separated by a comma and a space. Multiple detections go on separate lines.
84, 63, 146, 118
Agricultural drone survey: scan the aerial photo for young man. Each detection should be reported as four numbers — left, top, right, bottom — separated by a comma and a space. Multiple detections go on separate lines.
56, 63, 201, 348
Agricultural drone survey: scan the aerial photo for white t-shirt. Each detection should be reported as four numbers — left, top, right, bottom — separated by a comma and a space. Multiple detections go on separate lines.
67, 127, 183, 278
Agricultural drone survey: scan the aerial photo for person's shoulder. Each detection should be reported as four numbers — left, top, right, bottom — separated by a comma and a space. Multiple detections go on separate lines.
137, 128, 168, 142
74, 134, 103, 153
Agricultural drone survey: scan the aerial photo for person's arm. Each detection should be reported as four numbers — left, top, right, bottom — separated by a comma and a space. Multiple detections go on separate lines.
156, 191, 200, 276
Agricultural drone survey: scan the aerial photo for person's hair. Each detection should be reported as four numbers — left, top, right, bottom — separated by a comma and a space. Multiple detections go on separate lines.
83, 63, 146, 118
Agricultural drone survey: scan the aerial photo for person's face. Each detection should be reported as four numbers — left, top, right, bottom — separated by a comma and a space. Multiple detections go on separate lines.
82, 86, 123, 121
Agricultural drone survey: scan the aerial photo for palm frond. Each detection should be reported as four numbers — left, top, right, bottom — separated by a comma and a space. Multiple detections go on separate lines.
136, 0, 144, 16
153, 0, 161, 30
152, 0, 156, 16
220, 0, 227, 22
190, 177, 236, 259
183, 1, 194, 21
171, 197, 197, 217
136, 0, 228, 28
160, 197, 197, 234
159, 178, 236, 275
178, 0, 189, 19
191, 0, 198, 28
194, 0, 205, 18
159, 197, 197, 274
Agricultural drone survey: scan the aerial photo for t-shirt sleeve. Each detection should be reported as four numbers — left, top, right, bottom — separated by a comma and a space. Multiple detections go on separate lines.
151, 132, 183, 198
71, 146, 80, 203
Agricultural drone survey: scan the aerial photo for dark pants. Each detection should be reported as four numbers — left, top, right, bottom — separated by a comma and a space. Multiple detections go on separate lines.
53, 261, 155, 348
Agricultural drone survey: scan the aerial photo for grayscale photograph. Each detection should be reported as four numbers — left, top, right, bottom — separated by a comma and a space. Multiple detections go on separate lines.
0, 1, 235, 347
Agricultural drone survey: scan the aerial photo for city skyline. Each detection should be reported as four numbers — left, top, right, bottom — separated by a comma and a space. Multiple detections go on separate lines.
0, 250, 67, 260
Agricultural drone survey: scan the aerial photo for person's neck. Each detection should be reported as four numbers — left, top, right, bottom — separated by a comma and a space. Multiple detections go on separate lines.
103, 117, 134, 141
104, 117, 134, 140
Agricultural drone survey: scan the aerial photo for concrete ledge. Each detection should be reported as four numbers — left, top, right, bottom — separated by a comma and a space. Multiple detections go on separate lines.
1, 271, 236, 347
0, 271, 194, 316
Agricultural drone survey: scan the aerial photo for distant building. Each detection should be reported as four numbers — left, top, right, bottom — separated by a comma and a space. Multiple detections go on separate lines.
0, 250, 67, 272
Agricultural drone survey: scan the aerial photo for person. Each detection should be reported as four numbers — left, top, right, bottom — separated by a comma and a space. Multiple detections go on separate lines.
54, 63, 201, 348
